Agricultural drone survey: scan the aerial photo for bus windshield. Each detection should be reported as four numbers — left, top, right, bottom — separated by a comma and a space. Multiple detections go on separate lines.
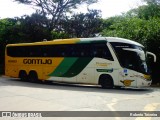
110, 42, 149, 74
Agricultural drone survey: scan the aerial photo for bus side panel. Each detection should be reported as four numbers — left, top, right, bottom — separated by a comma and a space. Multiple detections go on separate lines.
5, 56, 19, 78
46, 58, 94, 84
76, 66, 95, 84
94, 58, 117, 84
44, 67, 62, 82
5, 65, 19, 78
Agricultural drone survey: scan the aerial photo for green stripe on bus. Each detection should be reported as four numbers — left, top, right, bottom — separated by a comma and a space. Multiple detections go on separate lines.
76, 40, 107, 44
96, 68, 113, 73
62, 57, 93, 77
49, 57, 78, 77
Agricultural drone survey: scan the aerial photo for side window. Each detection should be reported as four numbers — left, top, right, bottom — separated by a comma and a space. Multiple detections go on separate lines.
7, 44, 104, 58
60, 45, 68, 57
55, 45, 69, 57
7, 46, 25, 57
28, 46, 43, 57
93, 43, 113, 61
7, 47, 16, 57
67, 45, 77, 57
65, 44, 94, 57
43, 45, 69, 57
7, 46, 43, 57
76, 44, 93, 57
43, 45, 55, 57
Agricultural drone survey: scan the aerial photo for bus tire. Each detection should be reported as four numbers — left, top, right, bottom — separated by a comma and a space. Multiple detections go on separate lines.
99, 75, 114, 89
19, 70, 28, 81
28, 71, 38, 83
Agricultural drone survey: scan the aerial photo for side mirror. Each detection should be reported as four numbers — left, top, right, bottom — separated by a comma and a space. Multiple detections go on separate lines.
146, 52, 156, 62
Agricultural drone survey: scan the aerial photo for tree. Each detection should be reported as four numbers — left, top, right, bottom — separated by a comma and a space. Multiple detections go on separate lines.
102, 17, 146, 44
17, 14, 52, 42
0, 14, 52, 43
0, 18, 18, 73
144, 0, 160, 5
60, 9, 103, 37
15, 0, 98, 30
125, 0, 160, 20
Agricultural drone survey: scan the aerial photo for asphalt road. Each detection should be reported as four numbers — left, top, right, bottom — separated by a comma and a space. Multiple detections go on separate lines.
0, 76, 160, 120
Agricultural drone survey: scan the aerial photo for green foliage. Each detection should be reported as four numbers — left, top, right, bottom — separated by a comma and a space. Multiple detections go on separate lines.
0, 14, 52, 44
144, 0, 160, 5
61, 9, 103, 37
0, 18, 18, 65
17, 14, 52, 42
125, 0, 160, 20
102, 16, 160, 59
102, 17, 147, 45
51, 31, 69, 39
101, 4, 160, 55
0, 18, 17, 42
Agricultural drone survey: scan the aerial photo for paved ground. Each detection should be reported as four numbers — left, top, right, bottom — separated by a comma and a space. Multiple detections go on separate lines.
0, 76, 160, 120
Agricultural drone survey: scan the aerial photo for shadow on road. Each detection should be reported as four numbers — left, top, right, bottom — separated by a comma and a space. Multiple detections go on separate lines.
0, 77, 154, 95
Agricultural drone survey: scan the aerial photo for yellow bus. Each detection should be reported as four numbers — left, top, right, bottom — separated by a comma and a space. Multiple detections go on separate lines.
5, 37, 156, 88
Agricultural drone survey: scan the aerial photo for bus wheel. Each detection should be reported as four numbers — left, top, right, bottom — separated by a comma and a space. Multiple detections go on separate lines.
19, 70, 28, 81
28, 71, 38, 83
99, 75, 113, 89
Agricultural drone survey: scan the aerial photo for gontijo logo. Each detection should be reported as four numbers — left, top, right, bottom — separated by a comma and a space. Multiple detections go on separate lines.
23, 59, 52, 64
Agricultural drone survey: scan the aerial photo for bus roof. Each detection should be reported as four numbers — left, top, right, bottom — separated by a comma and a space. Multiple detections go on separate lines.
80, 37, 143, 47
6, 37, 143, 47
105, 37, 143, 47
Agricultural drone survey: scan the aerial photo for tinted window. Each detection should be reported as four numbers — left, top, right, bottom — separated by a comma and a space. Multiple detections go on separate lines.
93, 44, 113, 60
110, 42, 149, 73
7, 43, 113, 60
7, 46, 43, 57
